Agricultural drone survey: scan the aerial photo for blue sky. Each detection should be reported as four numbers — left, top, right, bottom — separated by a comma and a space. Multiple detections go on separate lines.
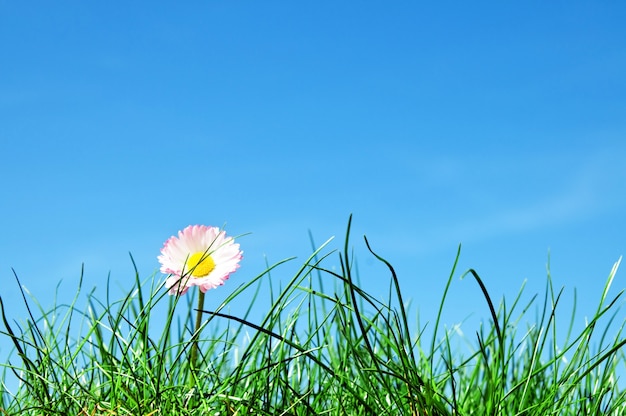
1, 1, 626, 366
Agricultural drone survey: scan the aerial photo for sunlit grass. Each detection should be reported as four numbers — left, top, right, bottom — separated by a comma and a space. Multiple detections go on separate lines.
1, 217, 625, 415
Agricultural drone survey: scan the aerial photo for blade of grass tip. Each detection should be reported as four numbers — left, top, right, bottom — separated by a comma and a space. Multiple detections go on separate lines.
86, 295, 112, 382
10, 270, 46, 353
0, 296, 32, 375
463, 268, 505, 413
536, 282, 565, 391
32, 272, 80, 410
340, 217, 373, 351
340, 216, 380, 375
342, 222, 413, 411
599, 257, 622, 314
539, 260, 560, 389
430, 244, 461, 382
129, 253, 154, 374
308, 229, 326, 294
308, 229, 329, 351
363, 235, 421, 382
130, 253, 145, 317
565, 287, 578, 353
564, 258, 623, 374
9, 269, 54, 404
51, 264, 86, 392
104, 271, 124, 361
595, 303, 625, 368
342, 214, 353, 282
500, 279, 527, 337
23, 282, 70, 396
62, 264, 84, 356
464, 269, 503, 355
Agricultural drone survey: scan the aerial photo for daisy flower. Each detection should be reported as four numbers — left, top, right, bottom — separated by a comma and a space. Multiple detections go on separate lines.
158, 225, 242, 295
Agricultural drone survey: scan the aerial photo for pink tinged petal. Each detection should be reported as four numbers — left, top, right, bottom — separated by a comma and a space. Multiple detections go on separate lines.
158, 224, 243, 296
165, 275, 191, 295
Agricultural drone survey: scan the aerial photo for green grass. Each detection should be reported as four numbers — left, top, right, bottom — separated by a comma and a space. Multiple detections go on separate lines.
1, 217, 625, 415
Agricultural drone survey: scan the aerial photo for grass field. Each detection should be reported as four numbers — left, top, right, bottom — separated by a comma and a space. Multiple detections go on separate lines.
1, 218, 625, 415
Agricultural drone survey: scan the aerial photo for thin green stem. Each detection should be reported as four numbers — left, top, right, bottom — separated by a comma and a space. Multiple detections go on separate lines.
190, 290, 206, 372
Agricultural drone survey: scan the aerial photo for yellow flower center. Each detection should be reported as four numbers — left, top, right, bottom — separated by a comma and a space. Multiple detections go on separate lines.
186, 252, 215, 277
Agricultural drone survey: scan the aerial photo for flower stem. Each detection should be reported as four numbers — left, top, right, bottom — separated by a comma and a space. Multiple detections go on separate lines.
190, 290, 206, 373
